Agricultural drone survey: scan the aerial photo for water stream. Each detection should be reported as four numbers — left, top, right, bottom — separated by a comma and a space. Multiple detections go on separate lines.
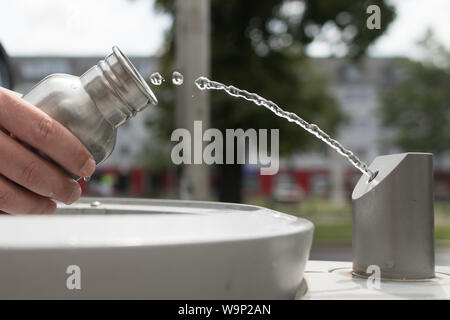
195, 76, 375, 179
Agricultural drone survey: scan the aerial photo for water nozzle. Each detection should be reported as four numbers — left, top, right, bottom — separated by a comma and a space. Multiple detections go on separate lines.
367, 170, 378, 183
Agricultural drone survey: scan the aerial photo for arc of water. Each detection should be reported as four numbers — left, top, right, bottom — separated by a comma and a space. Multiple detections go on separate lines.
195, 76, 375, 179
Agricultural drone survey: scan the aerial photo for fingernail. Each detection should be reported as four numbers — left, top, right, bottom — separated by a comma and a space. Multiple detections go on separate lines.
81, 158, 96, 177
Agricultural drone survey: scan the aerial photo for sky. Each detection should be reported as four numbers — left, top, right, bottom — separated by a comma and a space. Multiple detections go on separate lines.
368, 0, 450, 59
0, 0, 171, 56
0, 0, 449, 59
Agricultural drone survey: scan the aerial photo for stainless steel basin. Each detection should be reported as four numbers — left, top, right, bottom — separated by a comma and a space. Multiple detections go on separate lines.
0, 198, 314, 299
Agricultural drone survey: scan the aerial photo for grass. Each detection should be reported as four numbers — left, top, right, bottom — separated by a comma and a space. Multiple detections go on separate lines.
246, 197, 450, 245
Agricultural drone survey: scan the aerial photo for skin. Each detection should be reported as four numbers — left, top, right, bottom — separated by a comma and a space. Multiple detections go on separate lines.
0, 87, 96, 215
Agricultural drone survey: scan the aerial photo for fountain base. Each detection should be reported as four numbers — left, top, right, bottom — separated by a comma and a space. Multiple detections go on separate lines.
0, 198, 313, 299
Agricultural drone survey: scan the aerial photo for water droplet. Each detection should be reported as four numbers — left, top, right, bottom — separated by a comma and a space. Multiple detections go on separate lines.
90, 200, 101, 207
149, 72, 164, 85
83, 176, 91, 182
172, 71, 184, 85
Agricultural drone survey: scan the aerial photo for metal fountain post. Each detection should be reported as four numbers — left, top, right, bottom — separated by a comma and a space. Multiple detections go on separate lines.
352, 152, 435, 280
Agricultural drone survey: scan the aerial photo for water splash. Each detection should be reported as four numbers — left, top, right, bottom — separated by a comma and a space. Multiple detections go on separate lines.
172, 71, 184, 85
195, 76, 375, 179
149, 72, 164, 85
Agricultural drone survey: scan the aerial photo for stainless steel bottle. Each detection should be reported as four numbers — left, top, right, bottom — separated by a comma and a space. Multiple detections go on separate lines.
22, 46, 157, 179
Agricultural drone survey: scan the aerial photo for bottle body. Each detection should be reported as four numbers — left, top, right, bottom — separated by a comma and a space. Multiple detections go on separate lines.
23, 74, 117, 167
20, 47, 157, 179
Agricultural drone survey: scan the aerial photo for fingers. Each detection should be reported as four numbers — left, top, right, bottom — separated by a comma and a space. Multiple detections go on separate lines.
0, 87, 96, 178
0, 88, 22, 98
0, 130, 82, 204
0, 175, 56, 215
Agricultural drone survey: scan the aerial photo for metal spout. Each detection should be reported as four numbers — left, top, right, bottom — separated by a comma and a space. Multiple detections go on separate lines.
352, 152, 435, 280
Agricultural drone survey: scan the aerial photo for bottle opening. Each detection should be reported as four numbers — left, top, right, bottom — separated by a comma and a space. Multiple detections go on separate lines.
112, 46, 158, 106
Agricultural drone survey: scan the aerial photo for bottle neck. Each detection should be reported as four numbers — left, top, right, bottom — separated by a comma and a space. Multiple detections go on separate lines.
80, 46, 157, 128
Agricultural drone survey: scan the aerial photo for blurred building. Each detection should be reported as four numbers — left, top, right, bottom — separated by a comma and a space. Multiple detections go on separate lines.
10, 56, 450, 199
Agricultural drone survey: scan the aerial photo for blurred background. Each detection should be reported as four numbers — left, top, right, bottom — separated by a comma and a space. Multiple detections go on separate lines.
0, 0, 449, 263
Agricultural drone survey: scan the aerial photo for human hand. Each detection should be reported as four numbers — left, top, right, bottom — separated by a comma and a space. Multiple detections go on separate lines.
0, 87, 96, 215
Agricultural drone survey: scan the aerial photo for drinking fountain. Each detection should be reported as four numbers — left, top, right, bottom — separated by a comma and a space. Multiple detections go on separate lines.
352, 152, 434, 280
302, 152, 450, 299
0, 153, 449, 299
0, 198, 313, 299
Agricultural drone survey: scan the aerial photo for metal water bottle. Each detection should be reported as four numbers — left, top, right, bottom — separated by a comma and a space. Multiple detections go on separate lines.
22, 46, 157, 179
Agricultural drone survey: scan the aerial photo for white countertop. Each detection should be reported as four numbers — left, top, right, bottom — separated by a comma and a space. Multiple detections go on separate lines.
303, 260, 450, 299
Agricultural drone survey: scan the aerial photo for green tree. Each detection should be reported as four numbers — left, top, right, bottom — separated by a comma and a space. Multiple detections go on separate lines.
381, 32, 450, 155
153, 0, 395, 202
